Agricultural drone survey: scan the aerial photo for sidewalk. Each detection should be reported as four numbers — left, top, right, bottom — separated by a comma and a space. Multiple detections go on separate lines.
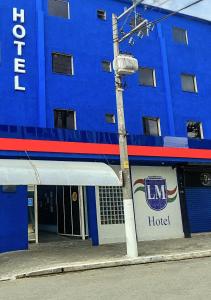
1, 233, 211, 281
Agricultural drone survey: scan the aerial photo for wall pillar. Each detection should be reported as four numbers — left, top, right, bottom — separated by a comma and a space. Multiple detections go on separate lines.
36, 0, 47, 127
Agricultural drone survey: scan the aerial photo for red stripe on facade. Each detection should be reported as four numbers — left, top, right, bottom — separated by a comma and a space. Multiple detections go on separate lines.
0, 138, 211, 159
0, 138, 119, 155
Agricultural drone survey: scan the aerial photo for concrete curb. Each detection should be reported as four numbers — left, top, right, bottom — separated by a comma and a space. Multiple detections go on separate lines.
1, 249, 211, 282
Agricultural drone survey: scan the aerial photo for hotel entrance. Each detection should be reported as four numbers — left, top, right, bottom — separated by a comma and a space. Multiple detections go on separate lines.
28, 185, 88, 244
0, 159, 121, 253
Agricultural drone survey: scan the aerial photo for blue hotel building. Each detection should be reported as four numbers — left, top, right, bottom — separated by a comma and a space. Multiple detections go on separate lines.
1, 0, 211, 253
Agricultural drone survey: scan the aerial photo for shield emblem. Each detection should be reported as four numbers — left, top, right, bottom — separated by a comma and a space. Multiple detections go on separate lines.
145, 176, 167, 211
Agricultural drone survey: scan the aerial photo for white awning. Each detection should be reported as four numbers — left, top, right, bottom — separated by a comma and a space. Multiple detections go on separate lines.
0, 159, 121, 186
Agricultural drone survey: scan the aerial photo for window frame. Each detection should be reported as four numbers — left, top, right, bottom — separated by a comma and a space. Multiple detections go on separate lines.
139, 67, 156, 87
105, 113, 115, 124
181, 73, 198, 93
52, 52, 74, 76
97, 9, 107, 20
173, 26, 188, 45
54, 109, 77, 130
102, 60, 112, 72
2, 186, 17, 193
143, 116, 161, 136
186, 121, 203, 139
48, 0, 70, 19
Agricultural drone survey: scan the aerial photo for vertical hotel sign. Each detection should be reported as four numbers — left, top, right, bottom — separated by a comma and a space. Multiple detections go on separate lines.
13, 8, 26, 91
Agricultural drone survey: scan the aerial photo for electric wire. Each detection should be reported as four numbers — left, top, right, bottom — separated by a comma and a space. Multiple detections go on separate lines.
120, 0, 205, 42
119, 1, 146, 33
148, 0, 205, 26
140, 0, 204, 30
119, 8, 135, 34
25, 150, 41, 184
151, 0, 171, 6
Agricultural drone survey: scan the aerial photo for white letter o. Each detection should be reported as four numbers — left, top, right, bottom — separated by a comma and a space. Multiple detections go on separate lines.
13, 24, 26, 39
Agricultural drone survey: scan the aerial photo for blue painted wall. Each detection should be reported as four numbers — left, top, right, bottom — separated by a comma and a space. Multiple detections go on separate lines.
1, 0, 211, 137
186, 188, 211, 233
0, 186, 28, 253
86, 187, 99, 246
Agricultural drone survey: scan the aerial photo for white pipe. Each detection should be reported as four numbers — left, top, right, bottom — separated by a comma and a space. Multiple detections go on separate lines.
34, 185, 39, 244
79, 186, 86, 240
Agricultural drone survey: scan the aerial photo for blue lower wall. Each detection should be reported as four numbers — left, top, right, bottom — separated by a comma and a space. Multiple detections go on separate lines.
186, 188, 211, 233
0, 186, 28, 253
86, 187, 99, 246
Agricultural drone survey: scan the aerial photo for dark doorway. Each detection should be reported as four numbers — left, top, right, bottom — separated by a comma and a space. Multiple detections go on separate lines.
38, 185, 86, 239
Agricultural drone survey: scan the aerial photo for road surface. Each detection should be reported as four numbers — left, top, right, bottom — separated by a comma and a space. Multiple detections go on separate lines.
0, 257, 211, 299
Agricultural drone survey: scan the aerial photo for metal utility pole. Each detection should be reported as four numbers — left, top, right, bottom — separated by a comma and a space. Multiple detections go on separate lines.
112, 14, 138, 258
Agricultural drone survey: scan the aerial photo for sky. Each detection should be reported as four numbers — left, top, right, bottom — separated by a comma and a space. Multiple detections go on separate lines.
143, 0, 211, 21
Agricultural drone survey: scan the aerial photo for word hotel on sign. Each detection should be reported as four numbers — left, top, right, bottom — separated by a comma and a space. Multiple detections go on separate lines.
13, 8, 26, 91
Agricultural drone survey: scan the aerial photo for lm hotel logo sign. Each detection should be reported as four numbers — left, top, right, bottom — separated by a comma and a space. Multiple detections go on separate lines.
134, 176, 178, 227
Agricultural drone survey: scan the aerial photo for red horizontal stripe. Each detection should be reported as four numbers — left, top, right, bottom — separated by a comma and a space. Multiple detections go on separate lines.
0, 138, 119, 155
0, 138, 210, 160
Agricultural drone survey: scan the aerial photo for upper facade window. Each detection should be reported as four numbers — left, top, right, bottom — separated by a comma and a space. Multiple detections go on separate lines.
143, 117, 161, 136
52, 53, 74, 75
181, 74, 197, 93
105, 113, 115, 124
173, 27, 188, 45
139, 67, 156, 87
54, 109, 76, 130
48, 0, 70, 19
102, 61, 112, 72
187, 121, 203, 139
97, 10, 106, 20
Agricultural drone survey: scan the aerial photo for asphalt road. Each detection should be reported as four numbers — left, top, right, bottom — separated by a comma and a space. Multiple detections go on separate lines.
1, 257, 211, 300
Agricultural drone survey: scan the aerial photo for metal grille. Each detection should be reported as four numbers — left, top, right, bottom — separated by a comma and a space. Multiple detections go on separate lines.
99, 187, 124, 225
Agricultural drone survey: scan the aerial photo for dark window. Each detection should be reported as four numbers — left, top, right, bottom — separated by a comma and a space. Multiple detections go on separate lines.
143, 117, 160, 136
48, 0, 69, 19
54, 109, 76, 130
105, 114, 115, 124
2, 186, 17, 193
181, 74, 197, 93
139, 68, 156, 87
97, 10, 106, 20
102, 61, 112, 72
187, 121, 202, 139
173, 27, 188, 45
52, 53, 73, 75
